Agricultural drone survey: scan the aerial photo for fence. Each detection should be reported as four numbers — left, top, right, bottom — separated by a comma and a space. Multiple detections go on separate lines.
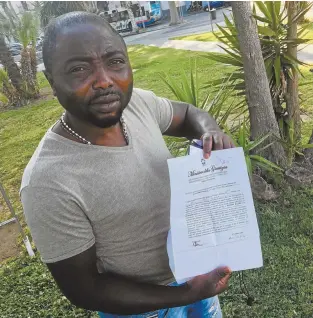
0, 182, 34, 257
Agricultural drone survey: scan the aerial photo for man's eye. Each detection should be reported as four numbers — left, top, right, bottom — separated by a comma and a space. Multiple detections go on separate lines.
71, 66, 86, 73
110, 59, 125, 66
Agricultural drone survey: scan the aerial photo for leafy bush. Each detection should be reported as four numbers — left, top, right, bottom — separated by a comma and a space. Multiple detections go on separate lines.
160, 59, 245, 156
205, 2, 313, 99
226, 120, 283, 176
278, 118, 313, 166
204, 1, 313, 166
160, 59, 282, 175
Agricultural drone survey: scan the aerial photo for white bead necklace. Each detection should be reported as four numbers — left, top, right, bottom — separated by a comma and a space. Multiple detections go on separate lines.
60, 112, 129, 145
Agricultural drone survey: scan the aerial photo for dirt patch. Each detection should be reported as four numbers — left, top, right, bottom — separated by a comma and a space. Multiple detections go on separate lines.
0, 222, 21, 263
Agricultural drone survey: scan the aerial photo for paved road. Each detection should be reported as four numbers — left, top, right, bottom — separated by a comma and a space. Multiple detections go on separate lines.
124, 7, 231, 47
35, 9, 230, 72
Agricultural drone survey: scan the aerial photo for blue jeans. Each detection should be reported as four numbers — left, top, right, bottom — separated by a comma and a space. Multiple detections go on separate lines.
98, 282, 222, 318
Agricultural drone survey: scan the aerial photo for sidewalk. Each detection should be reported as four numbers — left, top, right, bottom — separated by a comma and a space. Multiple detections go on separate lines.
159, 40, 225, 54
158, 40, 313, 64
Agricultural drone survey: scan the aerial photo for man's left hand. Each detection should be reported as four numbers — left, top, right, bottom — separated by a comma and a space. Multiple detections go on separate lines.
201, 131, 235, 159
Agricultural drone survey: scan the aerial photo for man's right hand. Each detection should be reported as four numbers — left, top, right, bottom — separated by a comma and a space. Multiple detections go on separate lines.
47, 245, 232, 315
187, 266, 232, 301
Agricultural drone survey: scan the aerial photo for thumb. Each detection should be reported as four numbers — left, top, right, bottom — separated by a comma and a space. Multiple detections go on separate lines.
208, 266, 232, 286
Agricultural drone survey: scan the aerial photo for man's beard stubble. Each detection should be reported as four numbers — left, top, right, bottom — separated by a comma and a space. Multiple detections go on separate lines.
85, 84, 133, 128
86, 107, 123, 128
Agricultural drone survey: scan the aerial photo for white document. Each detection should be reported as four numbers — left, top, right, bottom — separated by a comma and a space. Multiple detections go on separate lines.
167, 147, 263, 282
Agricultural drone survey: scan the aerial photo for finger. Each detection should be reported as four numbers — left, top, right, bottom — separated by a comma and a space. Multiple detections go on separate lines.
215, 266, 232, 279
205, 266, 231, 282
222, 136, 231, 149
215, 274, 231, 294
212, 133, 223, 151
202, 134, 213, 159
228, 137, 236, 148
214, 267, 232, 293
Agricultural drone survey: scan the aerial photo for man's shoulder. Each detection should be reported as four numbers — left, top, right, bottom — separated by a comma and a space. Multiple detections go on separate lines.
20, 132, 69, 193
131, 88, 157, 103
130, 88, 168, 112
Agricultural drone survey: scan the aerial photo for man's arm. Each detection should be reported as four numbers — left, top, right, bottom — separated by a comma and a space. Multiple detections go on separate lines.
164, 101, 235, 158
47, 244, 231, 315
164, 101, 220, 140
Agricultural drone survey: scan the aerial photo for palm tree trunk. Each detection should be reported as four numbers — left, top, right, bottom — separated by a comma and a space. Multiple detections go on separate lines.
0, 35, 24, 93
1, 82, 21, 107
21, 48, 37, 98
286, 1, 301, 142
231, 1, 287, 167
29, 47, 39, 90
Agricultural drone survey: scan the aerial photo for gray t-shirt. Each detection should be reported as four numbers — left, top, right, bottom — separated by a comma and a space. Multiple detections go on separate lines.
20, 88, 175, 285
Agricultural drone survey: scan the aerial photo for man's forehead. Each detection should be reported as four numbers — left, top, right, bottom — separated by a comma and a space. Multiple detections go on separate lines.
55, 23, 125, 53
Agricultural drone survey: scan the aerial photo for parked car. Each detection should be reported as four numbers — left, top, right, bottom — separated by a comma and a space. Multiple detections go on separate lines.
203, 1, 226, 11
9, 42, 22, 56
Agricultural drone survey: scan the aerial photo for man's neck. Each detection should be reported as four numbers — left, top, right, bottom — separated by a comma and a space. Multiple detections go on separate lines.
54, 112, 127, 147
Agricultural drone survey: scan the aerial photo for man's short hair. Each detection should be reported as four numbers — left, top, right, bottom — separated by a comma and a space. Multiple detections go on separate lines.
42, 11, 125, 73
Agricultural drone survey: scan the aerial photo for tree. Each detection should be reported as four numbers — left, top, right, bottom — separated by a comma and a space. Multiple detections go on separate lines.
168, 1, 180, 26
0, 1, 17, 29
0, 68, 21, 107
16, 11, 39, 97
231, 1, 287, 167
7, 1, 19, 20
205, 1, 313, 166
0, 35, 24, 94
0, 3, 25, 97
28, 13, 40, 83
21, 1, 29, 11
39, 1, 90, 27
286, 1, 301, 142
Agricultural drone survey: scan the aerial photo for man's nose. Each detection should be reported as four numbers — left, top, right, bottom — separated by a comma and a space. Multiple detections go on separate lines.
92, 68, 113, 89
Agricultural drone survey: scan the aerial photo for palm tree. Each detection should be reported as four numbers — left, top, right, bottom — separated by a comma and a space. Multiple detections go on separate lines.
0, 4, 25, 96
16, 11, 39, 98
0, 1, 17, 30
21, 1, 29, 11
28, 13, 40, 83
0, 68, 21, 107
0, 36, 24, 94
39, 1, 90, 27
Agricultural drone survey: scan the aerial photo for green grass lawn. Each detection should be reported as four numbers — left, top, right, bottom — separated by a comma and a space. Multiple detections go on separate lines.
172, 31, 222, 42
1, 45, 313, 317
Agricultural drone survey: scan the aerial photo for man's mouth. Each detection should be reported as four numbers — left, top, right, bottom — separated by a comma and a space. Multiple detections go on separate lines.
90, 94, 120, 105
89, 94, 121, 114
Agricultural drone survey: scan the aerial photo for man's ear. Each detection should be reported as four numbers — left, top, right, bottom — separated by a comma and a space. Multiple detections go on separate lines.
43, 70, 57, 96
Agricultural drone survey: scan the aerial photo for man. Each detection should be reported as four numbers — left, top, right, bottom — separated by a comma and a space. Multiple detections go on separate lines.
21, 12, 234, 317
